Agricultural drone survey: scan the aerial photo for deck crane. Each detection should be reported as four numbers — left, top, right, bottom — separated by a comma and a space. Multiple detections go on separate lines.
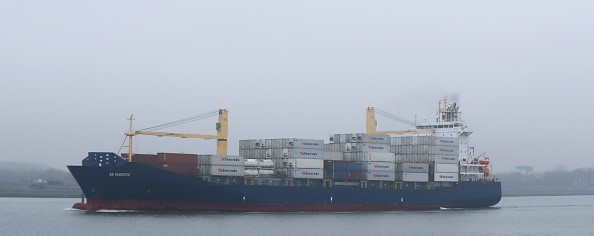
121, 109, 229, 162
366, 107, 434, 135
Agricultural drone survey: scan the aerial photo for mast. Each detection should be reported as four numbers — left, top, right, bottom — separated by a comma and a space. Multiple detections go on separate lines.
438, 98, 461, 123
127, 114, 134, 162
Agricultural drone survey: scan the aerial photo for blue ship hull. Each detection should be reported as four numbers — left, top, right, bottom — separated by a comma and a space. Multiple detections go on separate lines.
68, 162, 501, 212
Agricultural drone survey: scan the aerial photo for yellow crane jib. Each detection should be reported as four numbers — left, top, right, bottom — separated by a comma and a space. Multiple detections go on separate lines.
366, 107, 434, 135
124, 109, 229, 162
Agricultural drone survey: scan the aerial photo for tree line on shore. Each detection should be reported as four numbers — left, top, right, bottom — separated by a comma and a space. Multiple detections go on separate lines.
497, 166, 594, 187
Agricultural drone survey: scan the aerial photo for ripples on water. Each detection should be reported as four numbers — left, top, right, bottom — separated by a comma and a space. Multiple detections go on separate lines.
1, 196, 593, 236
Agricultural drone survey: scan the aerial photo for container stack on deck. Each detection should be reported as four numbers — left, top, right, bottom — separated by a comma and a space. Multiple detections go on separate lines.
127, 135, 464, 188
325, 133, 396, 188
196, 155, 245, 184
396, 163, 429, 188
239, 138, 325, 180
391, 136, 460, 186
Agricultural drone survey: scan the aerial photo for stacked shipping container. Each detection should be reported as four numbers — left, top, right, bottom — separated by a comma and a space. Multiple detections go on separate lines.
127, 134, 463, 187
434, 163, 460, 182
391, 136, 460, 183
326, 133, 396, 182
396, 163, 429, 182
239, 138, 325, 179
197, 155, 245, 177
390, 136, 459, 163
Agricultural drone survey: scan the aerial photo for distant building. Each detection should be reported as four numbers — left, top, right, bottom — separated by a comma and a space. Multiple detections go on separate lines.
516, 166, 534, 175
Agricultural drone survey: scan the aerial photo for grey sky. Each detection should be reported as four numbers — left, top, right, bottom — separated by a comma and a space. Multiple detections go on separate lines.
1, 1, 593, 172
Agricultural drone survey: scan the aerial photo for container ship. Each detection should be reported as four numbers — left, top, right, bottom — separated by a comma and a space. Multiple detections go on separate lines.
68, 100, 501, 212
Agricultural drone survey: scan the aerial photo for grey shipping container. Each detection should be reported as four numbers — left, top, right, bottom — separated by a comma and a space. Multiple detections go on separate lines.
391, 136, 459, 147
286, 158, 324, 169
435, 164, 459, 173
332, 133, 390, 144
289, 168, 324, 179
398, 172, 429, 182
264, 138, 324, 149
352, 143, 390, 153
323, 151, 344, 161
390, 145, 459, 155
361, 162, 396, 172
434, 172, 459, 182
398, 163, 429, 173
323, 143, 353, 152
433, 155, 459, 164
364, 171, 396, 181
344, 152, 395, 162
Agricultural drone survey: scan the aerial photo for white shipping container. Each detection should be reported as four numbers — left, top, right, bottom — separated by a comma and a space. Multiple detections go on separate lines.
435, 164, 459, 173
356, 152, 395, 162
431, 146, 459, 155
400, 172, 429, 182
356, 134, 391, 144
244, 169, 259, 176
259, 169, 274, 175
323, 143, 353, 152
244, 159, 259, 167
286, 158, 324, 169
364, 171, 395, 181
238, 149, 268, 159
399, 163, 429, 173
434, 172, 459, 182
390, 145, 459, 155
198, 155, 245, 166
285, 149, 324, 159
434, 155, 459, 164
353, 143, 390, 153
259, 160, 274, 168
290, 168, 324, 179
362, 162, 396, 171
287, 139, 324, 149
433, 137, 459, 147
264, 138, 325, 149
323, 151, 344, 161
209, 165, 245, 176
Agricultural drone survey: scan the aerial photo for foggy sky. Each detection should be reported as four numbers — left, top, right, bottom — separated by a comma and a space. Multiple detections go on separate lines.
1, 1, 593, 172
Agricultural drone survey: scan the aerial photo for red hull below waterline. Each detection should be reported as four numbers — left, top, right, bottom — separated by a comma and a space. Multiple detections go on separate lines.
72, 200, 441, 212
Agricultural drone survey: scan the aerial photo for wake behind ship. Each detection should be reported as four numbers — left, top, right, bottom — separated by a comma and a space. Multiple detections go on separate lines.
68, 100, 501, 212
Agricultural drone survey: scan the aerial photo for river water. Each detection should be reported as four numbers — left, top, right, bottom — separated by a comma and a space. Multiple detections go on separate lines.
1, 195, 592, 235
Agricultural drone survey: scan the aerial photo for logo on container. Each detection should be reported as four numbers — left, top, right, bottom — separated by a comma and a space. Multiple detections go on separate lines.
439, 175, 454, 179
367, 145, 385, 150
301, 141, 320, 147
300, 151, 318, 156
300, 171, 320, 176
438, 139, 455, 144
439, 148, 455, 153
368, 137, 385, 141
218, 168, 238, 173
373, 164, 390, 169
373, 173, 390, 178
439, 156, 457, 161
408, 166, 424, 171
220, 156, 241, 162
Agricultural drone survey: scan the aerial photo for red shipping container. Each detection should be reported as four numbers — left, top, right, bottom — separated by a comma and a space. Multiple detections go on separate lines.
161, 163, 196, 176
157, 153, 198, 165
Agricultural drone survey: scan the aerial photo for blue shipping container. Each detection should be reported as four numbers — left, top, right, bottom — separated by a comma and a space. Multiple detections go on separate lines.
325, 171, 363, 180
324, 161, 362, 172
